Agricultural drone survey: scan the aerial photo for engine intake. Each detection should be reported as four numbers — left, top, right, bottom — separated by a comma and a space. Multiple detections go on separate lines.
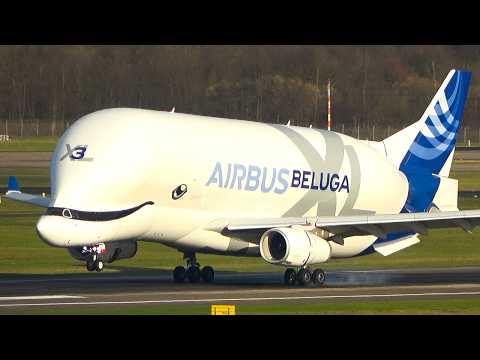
260, 228, 331, 267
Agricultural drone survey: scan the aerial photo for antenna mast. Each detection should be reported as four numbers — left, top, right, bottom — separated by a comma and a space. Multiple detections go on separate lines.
327, 79, 332, 131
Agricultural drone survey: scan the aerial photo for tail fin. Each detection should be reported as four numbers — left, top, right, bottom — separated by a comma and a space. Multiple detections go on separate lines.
382, 69, 472, 212
7, 176, 20, 192
383, 69, 471, 176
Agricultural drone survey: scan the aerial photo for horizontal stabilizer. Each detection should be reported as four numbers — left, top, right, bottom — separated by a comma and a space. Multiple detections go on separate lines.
4, 191, 50, 207
373, 235, 420, 256
2, 176, 50, 208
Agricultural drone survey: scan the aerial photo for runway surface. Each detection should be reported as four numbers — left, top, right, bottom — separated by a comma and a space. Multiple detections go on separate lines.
1, 267, 480, 310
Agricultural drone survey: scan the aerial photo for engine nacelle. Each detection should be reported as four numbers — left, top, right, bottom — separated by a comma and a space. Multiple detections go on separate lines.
260, 228, 331, 267
67, 240, 138, 263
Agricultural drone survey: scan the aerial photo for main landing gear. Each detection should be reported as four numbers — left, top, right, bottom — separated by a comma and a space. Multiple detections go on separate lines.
173, 253, 215, 284
83, 244, 106, 273
284, 267, 326, 287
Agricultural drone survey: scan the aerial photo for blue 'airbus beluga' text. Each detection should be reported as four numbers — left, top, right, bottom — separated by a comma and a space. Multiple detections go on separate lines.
205, 162, 350, 194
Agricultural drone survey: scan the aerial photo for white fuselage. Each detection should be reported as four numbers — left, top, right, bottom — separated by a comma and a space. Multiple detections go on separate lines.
36, 108, 409, 259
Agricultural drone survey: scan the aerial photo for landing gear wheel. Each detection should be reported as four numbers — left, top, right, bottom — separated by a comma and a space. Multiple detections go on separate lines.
95, 260, 104, 272
86, 258, 95, 272
173, 266, 186, 283
284, 268, 297, 286
297, 268, 312, 286
201, 266, 215, 283
186, 266, 201, 283
312, 269, 326, 286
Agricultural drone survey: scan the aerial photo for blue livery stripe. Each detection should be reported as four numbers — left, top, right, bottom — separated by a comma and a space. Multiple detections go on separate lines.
399, 70, 471, 213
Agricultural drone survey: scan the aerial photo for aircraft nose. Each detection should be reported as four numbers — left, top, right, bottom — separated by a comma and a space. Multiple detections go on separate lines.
36, 216, 67, 247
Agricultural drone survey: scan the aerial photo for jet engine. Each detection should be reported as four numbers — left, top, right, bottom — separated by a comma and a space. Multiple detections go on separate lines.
67, 240, 138, 263
259, 228, 331, 267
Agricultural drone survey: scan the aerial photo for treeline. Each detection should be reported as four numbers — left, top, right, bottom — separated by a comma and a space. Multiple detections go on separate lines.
1, 45, 480, 130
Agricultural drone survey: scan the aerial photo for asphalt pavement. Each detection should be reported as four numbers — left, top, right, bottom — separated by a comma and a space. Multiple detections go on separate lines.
1, 267, 480, 310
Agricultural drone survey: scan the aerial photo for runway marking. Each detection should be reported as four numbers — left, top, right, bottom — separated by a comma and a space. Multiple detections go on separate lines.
0, 295, 85, 301
1, 291, 480, 308
102, 283, 480, 297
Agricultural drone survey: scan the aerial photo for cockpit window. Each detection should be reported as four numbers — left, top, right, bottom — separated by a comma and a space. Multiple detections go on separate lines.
45, 201, 154, 222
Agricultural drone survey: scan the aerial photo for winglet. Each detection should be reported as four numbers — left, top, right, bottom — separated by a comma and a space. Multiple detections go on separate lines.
7, 176, 20, 193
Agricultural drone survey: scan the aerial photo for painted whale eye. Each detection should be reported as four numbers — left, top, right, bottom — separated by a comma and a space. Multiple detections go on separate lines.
172, 184, 188, 200
62, 208, 73, 219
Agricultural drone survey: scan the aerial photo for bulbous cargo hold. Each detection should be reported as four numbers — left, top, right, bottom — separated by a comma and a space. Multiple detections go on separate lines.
38, 107, 409, 256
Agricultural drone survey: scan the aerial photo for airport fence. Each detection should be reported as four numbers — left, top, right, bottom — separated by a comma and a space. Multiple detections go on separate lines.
0, 120, 72, 138
1, 120, 480, 147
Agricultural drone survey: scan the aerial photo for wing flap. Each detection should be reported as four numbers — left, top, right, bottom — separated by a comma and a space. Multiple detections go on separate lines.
373, 235, 421, 256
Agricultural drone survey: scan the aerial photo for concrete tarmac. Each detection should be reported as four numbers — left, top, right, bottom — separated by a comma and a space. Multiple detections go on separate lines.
0, 152, 51, 168
1, 267, 480, 310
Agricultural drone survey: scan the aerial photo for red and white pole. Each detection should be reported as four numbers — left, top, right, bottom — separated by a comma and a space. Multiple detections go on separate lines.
327, 79, 332, 131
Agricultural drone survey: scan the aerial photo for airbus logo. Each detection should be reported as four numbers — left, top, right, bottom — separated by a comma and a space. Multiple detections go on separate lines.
60, 144, 93, 162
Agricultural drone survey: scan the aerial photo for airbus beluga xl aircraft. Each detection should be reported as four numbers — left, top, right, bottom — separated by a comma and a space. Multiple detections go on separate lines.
3, 69, 479, 286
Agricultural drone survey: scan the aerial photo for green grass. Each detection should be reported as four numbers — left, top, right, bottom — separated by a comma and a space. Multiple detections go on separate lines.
451, 171, 480, 191
455, 197, 480, 210
456, 142, 480, 148
4, 298, 480, 315
454, 160, 480, 164
0, 167, 50, 188
0, 137, 58, 152
0, 197, 45, 214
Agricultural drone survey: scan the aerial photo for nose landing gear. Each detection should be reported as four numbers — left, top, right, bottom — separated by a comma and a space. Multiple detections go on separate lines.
173, 253, 215, 284
82, 244, 106, 272
284, 267, 326, 287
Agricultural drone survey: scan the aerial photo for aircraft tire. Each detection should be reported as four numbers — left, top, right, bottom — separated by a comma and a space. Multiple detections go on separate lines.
284, 268, 297, 286
86, 259, 96, 272
201, 266, 215, 283
173, 266, 186, 283
186, 266, 201, 283
312, 269, 326, 286
95, 260, 104, 272
297, 268, 312, 287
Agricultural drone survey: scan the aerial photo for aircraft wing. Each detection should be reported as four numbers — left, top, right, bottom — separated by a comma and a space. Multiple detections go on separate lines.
2, 176, 50, 208
223, 210, 480, 240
